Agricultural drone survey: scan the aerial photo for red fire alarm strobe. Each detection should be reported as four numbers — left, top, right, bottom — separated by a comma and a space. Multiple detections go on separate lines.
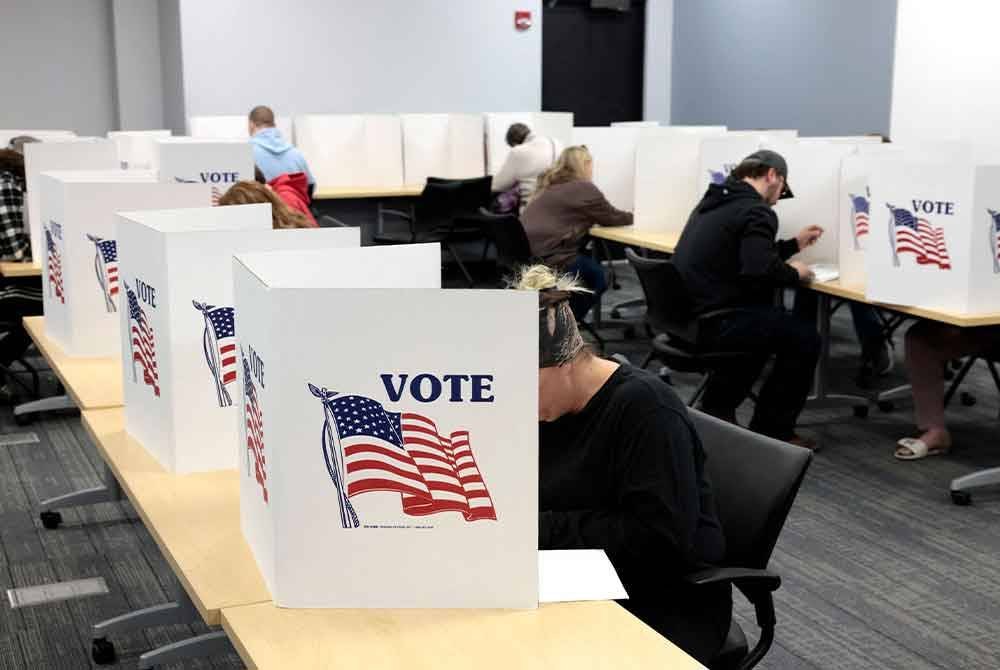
515, 10, 532, 31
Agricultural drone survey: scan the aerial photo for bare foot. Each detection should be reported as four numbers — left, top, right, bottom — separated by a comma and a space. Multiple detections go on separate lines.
917, 428, 952, 451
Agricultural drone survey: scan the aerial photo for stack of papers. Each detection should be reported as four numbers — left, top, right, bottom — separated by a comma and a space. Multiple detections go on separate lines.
538, 550, 629, 603
810, 264, 840, 283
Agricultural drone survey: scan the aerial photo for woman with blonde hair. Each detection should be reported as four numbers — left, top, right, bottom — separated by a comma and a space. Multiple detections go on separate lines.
515, 264, 730, 664
521, 146, 632, 319
217, 181, 316, 229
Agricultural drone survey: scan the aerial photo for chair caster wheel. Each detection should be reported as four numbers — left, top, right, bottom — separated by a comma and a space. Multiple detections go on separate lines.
92, 637, 116, 665
39, 510, 62, 530
877, 400, 894, 413
611, 309, 622, 319
622, 326, 636, 339
960, 392, 976, 407
853, 405, 869, 419
951, 490, 972, 506
13, 412, 33, 426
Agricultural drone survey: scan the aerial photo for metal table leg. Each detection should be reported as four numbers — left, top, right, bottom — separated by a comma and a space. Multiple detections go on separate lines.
807, 293, 870, 411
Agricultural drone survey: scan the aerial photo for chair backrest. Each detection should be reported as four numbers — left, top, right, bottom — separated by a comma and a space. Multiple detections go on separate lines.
688, 409, 812, 570
417, 177, 493, 230
624, 248, 698, 341
489, 216, 533, 273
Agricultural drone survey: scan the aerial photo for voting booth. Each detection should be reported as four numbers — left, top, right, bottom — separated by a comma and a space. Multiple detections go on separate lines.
0, 129, 75, 147
23, 139, 119, 263
153, 138, 255, 203
571, 127, 641, 210
696, 134, 765, 195
866, 159, 1000, 313
189, 115, 295, 143
39, 172, 210, 357
295, 114, 404, 189
401, 114, 486, 185
726, 129, 799, 141
633, 127, 728, 231
764, 140, 857, 265
115, 205, 360, 473
485, 112, 573, 174
107, 130, 171, 169
234, 243, 538, 609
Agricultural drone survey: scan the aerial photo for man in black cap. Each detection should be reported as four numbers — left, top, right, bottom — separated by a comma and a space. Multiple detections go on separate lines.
671, 149, 822, 448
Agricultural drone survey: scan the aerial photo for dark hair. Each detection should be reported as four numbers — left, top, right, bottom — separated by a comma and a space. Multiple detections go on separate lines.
8, 135, 39, 154
505, 123, 531, 147
729, 161, 774, 182
0, 149, 25, 182
254, 165, 266, 184
248, 105, 275, 127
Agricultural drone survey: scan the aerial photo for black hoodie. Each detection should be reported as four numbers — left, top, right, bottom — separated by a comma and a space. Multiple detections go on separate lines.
672, 179, 800, 314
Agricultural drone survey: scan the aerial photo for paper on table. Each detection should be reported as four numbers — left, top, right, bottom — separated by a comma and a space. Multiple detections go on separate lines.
810, 264, 840, 283
539, 550, 629, 603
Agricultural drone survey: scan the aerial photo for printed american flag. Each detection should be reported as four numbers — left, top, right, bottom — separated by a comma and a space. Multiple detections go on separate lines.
708, 169, 727, 185
989, 209, 1000, 273
322, 393, 496, 522
850, 193, 870, 240
126, 284, 160, 396
45, 229, 64, 304
94, 238, 119, 297
890, 205, 952, 270
243, 354, 267, 503
203, 305, 237, 386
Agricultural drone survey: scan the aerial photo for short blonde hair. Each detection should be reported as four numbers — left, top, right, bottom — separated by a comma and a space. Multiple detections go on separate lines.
510, 264, 590, 295
532, 146, 592, 201
510, 265, 591, 367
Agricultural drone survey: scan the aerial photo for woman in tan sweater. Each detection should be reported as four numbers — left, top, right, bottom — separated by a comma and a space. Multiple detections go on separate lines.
521, 146, 632, 319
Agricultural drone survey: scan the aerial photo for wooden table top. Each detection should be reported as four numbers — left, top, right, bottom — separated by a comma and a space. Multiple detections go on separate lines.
23, 316, 123, 409
589, 226, 680, 254
221, 600, 704, 670
0, 261, 42, 278
81, 408, 271, 625
313, 185, 423, 200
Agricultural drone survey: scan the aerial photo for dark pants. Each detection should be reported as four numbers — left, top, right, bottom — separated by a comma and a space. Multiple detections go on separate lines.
564, 254, 607, 321
0, 277, 43, 375
794, 290, 884, 361
699, 304, 821, 440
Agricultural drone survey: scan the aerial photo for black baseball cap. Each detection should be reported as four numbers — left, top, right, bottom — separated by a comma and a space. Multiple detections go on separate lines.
740, 149, 794, 199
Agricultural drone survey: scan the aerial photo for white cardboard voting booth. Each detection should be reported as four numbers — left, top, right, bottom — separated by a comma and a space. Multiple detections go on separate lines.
633, 127, 729, 232
295, 114, 404, 189
400, 114, 486, 185
23, 140, 119, 264
866, 159, 1000, 313
696, 135, 765, 195
107, 130, 171, 169
0, 129, 75, 147
571, 127, 641, 210
485, 112, 574, 175
116, 204, 360, 473
189, 115, 294, 143
726, 129, 799, 141
234, 243, 538, 609
764, 140, 857, 265
39, 172, 211, 357
153, 138, 254, 202
610, 121, 659, 128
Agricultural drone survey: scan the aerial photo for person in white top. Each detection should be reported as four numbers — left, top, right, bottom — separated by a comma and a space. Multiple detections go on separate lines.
491, 123, 563, 211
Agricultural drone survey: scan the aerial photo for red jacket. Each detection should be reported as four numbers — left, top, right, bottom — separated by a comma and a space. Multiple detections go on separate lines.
268, 172, 318, 227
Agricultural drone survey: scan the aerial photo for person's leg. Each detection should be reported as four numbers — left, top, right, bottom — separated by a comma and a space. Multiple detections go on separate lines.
563, 254, 606, 321
698, 312, 769, 424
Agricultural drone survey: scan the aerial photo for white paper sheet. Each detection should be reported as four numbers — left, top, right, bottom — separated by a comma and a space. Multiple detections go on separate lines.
539, 550, 628, 603
809, 264, 840, 283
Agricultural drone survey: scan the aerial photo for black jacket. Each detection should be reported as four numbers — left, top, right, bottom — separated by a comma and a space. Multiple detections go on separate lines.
672, 179, 800, 314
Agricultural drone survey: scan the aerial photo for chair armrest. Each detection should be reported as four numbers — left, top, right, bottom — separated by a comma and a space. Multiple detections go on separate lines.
695, 307, 761, 324
380, 208, 414, 222
685, 567, 780, 592
319, 215, 350, 228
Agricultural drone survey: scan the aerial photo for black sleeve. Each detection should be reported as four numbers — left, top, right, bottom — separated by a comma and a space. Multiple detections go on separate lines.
539, 406, 703, 572
776, 237, 800, 261
738, 206, 800, 286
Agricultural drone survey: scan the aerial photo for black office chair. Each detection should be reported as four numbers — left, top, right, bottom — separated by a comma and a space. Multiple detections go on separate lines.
687, 409, 813, 670
477, 209, 535, 281
625, 248, 753, 405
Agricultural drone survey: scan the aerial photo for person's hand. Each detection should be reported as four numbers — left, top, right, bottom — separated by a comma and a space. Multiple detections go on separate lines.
796, 225, 824, 250
789, 260, 815, 282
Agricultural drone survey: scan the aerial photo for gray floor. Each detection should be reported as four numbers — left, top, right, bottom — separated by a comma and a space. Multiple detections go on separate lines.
0, 263, 998, 669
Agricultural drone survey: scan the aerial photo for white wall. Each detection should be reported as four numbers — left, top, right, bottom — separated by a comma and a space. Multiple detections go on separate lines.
0, 0, 118, 135
643, 0, 672, 124
112, 0, 165, 130
158, 0, 187, 134
890, 1, 1000, 146
178, 0, 542, 119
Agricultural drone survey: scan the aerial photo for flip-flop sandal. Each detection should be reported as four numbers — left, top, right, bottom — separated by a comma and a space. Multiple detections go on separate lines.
895, 437, 950, 461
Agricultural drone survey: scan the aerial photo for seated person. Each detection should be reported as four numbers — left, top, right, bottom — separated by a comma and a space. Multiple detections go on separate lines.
521, 146, 631, 320
0, 149, 42, 401
254, 166, 318, 227
795, 292, 893, 385
248, 105, 315, 198
671, 150, 821, 448
491, 123, 562, 212
515, 264, 730, 664
895, 322, 1000, 460
217, 181, 316, 229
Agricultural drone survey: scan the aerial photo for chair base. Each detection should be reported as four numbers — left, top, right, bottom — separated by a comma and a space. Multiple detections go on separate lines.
710, 620, 748, 670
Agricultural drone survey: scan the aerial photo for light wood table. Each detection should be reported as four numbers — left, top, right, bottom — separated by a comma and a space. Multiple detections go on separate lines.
81, 408, 270, 625
590, 225, 680, 254
221, 600, 704, 670
0, 261, 42, 278
313, 185, 424, 200
23, 315, 122, 410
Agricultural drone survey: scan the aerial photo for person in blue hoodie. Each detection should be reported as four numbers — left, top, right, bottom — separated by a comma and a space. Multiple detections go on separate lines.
247, 106, 315, 199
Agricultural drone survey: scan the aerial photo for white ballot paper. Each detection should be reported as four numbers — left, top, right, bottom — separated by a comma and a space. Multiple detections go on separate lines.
809, 264, 841, 283
538, 550, 629, 603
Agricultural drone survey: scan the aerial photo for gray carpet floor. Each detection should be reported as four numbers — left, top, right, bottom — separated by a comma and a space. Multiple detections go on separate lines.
0, 262, 997, 668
